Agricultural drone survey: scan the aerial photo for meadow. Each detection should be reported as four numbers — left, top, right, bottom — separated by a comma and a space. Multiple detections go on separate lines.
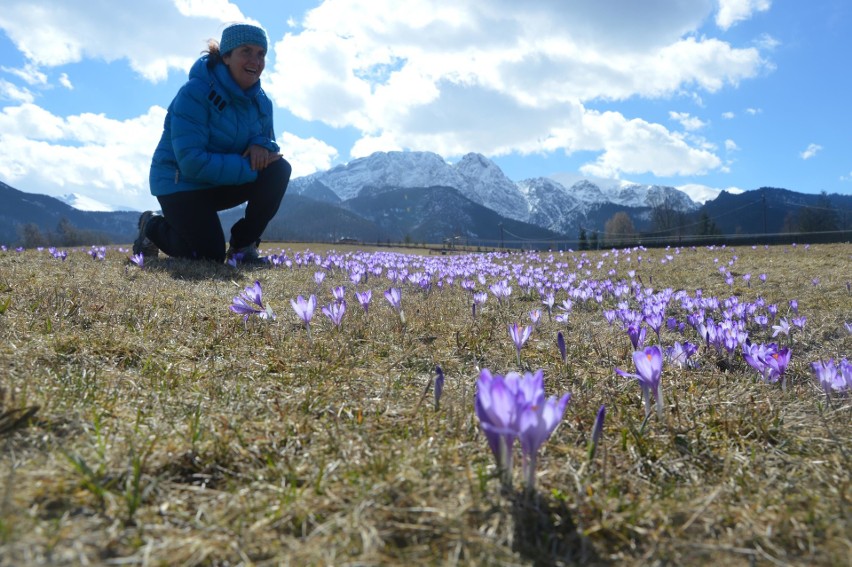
0, 241, 850, 566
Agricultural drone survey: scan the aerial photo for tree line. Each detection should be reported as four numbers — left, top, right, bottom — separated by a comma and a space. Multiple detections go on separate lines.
580, 191, 847, 250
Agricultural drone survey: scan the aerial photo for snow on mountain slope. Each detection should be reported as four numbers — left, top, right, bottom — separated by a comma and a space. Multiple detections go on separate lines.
518, 177, 587, 234
59, 193, 115, 212
454, 153, 529, 222
304, 151, 467, 201
550, 173, 702, 210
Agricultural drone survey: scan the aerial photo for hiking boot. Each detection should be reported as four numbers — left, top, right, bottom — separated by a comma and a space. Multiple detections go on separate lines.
226, 242, 267, 265
132, 211, 160, 257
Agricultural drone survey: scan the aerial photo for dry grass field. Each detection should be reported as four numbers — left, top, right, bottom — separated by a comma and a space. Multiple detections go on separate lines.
0, 242, 850, 566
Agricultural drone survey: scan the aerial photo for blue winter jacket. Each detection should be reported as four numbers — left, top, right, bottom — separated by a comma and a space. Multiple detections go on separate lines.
149, 55, 279, 196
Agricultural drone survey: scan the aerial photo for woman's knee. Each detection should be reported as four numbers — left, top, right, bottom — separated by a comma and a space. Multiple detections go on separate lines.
264, 157, 292, 191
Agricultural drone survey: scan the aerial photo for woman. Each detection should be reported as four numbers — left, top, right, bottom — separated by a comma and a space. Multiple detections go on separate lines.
134, 22, 291, 264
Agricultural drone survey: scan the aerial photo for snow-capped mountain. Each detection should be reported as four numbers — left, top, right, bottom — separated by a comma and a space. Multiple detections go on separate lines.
517, 177, 588, 234
59, 193, 115, 212
454, 153, 529, 221
294, 151, 467, 201
603, 183, 700, 211
290, 150, 703, 235
291, 150, 530, 221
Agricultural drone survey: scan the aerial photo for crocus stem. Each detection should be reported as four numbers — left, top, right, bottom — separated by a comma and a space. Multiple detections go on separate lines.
655, 386, 664, 420
523, 453, 537, 491
499, 437, 513, 486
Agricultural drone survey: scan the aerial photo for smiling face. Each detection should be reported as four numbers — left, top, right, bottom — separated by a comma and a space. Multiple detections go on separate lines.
223, 44, 266, 90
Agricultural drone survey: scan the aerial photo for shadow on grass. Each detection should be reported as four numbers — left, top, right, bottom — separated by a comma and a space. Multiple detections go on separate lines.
511, 490, 603, 566
148, 257, 265, 282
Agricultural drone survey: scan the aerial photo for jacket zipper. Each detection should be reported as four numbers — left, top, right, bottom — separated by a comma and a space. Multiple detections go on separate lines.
174, 169, 180, 184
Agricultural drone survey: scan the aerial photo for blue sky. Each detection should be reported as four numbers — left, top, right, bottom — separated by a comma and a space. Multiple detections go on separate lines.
0, 0, 850, 211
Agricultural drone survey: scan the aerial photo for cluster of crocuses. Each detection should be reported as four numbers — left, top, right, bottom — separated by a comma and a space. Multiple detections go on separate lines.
811, 358, 852, 397
216, 245, 851, 407
742, 341, 792, 389
230, 280, 276, 324
474, 368, 571, 490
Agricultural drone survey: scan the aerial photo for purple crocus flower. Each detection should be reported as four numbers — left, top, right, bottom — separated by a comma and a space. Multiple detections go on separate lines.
587, 405, 606, 461
811, 359, 847, 396
384, 287, 405, 324
332, 285, 346, 303
665, 341, 697, 369
526, 309, 540, 326
616, 345, 664, 419
475, 369, 520, 476
321, 300, 346, 328
743, 342, 766, 377
384, 287, 401, 310
557, 331, 567, 364
771, 318, 791, 337
489, 280, 512, 304
230, 280, 275, 323
291, 294, 317, 341
765, 346, 792, 390
626, 323, 646, 349
355, 289, 372, 313
644, 312, 664, 340
518, 389, 571, 489
434, 365, 445, 411
509, 323, 533, 365
542, 292, 555, 319
129, 253, 144, 267
314, 271, 325, 286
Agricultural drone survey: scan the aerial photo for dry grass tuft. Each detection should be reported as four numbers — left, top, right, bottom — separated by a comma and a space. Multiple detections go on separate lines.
0, 243, 850, 566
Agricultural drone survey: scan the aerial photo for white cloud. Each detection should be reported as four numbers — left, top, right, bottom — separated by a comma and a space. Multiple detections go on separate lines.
264, 0, 767, 179
58, 73, 73, 90
0, 101, 339, 210
800, 143, 822, 160
578, 111, 721, 179
669, 111, 707, 131
0, 103, 166, 209
278, 132, 338, 178
716, 0, 772, 31
0, 79, 34, 104
722, 111, 735, 119
745, 107, 762, 115
1, 63, 48, 86
725, 139, 739, 152
0, 0, 252, 82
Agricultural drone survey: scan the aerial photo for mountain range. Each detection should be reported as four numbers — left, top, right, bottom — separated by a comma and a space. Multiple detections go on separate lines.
2, 151, 850, 248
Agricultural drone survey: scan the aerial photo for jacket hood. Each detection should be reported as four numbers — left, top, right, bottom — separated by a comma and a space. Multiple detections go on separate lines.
189, 55, 262, 102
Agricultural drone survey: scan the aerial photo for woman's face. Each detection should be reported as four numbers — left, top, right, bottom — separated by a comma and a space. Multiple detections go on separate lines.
223, 44, 266, 90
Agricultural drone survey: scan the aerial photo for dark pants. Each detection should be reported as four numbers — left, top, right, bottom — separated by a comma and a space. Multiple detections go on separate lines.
148, 158, 291, 262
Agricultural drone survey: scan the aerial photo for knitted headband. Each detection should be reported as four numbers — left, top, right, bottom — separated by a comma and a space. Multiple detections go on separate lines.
220, 23, 268, 54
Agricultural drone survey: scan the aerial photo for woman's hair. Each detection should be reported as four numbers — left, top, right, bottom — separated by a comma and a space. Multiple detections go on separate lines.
204, 39, 224, 70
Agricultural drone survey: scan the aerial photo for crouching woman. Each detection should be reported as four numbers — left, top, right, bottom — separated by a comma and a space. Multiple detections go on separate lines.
135, 22, 291, 264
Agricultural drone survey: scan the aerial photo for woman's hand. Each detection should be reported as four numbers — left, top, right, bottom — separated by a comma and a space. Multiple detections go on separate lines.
242, 145, 282, 171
